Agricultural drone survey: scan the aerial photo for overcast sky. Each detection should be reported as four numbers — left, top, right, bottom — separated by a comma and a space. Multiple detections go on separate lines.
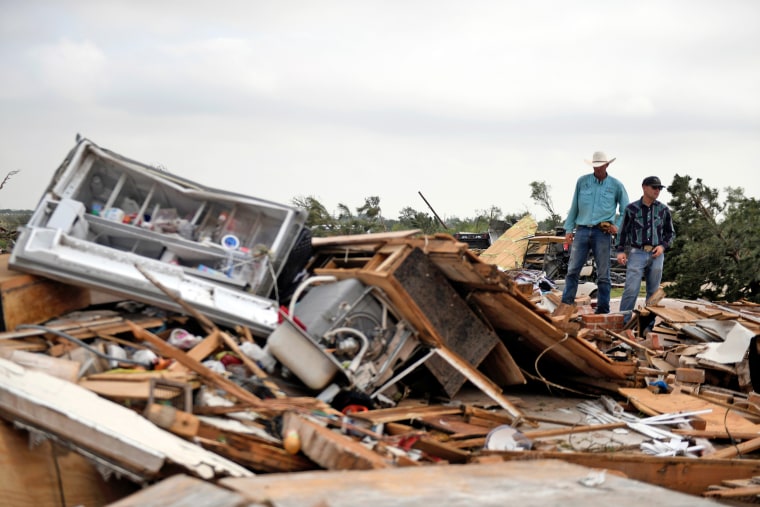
1, 1, 758, 225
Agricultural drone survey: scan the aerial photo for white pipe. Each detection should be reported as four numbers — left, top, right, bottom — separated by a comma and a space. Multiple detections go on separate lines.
323, 327, 369, 373
288, 275, 337, 317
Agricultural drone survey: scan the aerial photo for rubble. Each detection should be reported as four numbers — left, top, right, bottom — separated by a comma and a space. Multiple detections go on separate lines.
2, 139, 760, 505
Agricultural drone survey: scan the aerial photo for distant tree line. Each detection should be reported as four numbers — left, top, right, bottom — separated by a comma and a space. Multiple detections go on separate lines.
3, 166, 758, 303
292, 178, 760, 304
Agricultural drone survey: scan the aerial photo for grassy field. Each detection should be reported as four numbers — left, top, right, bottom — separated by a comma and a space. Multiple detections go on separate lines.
611, 286, 647, 298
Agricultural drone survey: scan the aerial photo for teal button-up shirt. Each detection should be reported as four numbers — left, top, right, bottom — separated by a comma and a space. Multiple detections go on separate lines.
563, 173, 629, 231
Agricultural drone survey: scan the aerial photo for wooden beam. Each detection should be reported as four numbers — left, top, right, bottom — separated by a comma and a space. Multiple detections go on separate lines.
282, 411, 392, 470
481, 450, 760, 497
434, 345, 525, 423
706, 435, 760, 460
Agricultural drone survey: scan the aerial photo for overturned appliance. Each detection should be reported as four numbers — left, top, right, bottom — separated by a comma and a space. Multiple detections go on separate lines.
267, 277, 424, 402
10, 136, 306, 335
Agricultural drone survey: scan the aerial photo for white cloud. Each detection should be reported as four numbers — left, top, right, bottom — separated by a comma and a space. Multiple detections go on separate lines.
0, 0, 758, 222
30, 38, 108, 103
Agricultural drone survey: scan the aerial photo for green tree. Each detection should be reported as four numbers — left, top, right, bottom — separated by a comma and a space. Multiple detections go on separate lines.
355, 196, 386, 233
395, 206, 439, 234
665, 175, 760, 302
291, 195, 336, 237
529, 181, 562, 231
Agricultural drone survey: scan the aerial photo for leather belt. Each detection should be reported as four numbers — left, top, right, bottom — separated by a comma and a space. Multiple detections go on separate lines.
578, 222, 612, 231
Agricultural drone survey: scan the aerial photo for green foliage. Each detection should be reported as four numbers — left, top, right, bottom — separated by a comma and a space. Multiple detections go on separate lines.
290, 195, 336, 237
291, 196, 519, 238
529, 180, 563, 231
664, 175, 760, 302
394, 206, 444, 234
0, 210, 31, 252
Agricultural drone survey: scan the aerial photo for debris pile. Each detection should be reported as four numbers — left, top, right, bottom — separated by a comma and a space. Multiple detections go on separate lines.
2, 138, 759, 505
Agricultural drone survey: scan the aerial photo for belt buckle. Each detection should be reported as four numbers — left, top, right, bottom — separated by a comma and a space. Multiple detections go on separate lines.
643, 245, 654, 252
597, 221, 612, 233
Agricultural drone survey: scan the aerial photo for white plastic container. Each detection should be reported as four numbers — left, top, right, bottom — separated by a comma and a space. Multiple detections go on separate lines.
267, 317, 340, 390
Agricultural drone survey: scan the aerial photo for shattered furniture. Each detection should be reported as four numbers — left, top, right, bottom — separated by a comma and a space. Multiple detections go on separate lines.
0, 254, 90, 332
10, 137, 306, 335
312, 234, 525, 397
268, 277, 421, 397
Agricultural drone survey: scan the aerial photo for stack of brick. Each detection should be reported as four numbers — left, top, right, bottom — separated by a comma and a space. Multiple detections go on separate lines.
580, 313, 626, 333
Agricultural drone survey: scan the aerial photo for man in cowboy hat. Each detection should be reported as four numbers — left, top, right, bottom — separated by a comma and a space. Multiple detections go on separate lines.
616, 176, 675, 323
561, 151, 629, 314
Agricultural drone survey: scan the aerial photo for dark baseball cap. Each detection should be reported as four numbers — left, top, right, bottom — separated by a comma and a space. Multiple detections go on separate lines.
642, 176, 665, 189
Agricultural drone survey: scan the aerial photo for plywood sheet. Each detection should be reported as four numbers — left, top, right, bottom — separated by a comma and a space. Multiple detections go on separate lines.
619, 387, 760, 433
478, 215, 537, 270
221, 459, 716, 507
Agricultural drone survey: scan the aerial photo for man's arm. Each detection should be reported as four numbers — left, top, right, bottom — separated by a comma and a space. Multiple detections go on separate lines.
662, 207, 675, 249
563, 179, 581, 232
614, 181, 630, 230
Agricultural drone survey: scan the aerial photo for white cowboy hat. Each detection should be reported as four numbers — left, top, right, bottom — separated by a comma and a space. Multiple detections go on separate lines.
585, 151, 616, 167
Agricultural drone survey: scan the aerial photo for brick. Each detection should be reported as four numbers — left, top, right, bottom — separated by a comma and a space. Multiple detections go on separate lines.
581, 314, 607, 324
648, 332, 662, 350
580, 313, 625, 332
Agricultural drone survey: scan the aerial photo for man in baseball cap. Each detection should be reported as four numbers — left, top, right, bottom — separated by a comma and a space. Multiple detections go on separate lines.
616, 175, 675, 324
641, 176, 665, 189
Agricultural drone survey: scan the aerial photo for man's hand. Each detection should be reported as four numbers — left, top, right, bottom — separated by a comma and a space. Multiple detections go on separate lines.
652, 245, 663, 258
616, 252, 627, 265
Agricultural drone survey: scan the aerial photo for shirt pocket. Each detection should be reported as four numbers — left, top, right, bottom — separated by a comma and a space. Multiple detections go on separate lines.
600, 187, 616, 209
580, 184, 595, 201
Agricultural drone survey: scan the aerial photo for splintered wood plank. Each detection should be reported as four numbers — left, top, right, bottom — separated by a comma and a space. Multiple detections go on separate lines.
646, 306, 702, 323
707, 435, 760, 459
107, 474, 246, 507
472, 290, 636, 379
0, 254, 91, 332
487, 450, 760, 498
618, 387, 760, 433
0, 349, 80, 382
384, 422, 470, 463
479, 341, 527, 387
433, 346, 524, 422
417, 414, 492, 438
282, 411, 392, 470
704, 484, 760, 499
0, 420, 136, 507
78, 378, 187, 400
145, 404, 200, 438
352, 405, 463, 425
0, 357, 252, 481
196, 434, 317, 474
221, 459, 715, 506
311, 230, 421, 248
478, 215, 538, 270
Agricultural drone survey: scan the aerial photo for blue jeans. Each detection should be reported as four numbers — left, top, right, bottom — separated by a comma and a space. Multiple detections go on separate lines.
561, 226, 612, 313
619, 247, 664, 322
